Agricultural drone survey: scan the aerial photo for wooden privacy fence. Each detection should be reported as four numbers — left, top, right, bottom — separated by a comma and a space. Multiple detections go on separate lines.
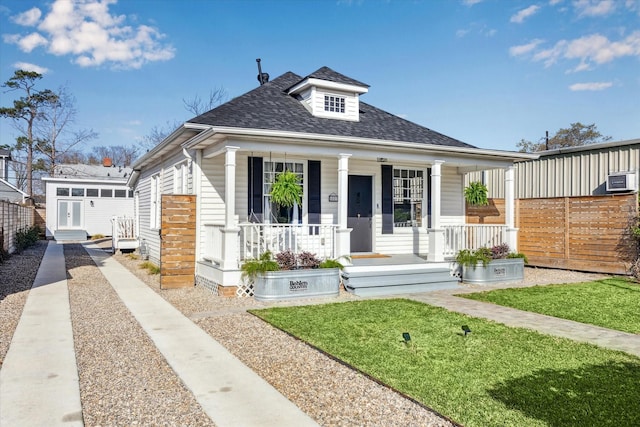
0, 200, 35, 254
517, 194, 637, 275
160, 195, 196, 289
467, 194, 638, 274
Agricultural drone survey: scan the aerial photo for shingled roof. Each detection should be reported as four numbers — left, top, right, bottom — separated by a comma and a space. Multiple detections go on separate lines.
187, 67, 475, 148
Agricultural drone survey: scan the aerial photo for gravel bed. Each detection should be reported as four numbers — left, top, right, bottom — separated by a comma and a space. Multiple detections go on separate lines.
65, 243, 214, 427
0, 240, 47, 366
2, 240, 613, 426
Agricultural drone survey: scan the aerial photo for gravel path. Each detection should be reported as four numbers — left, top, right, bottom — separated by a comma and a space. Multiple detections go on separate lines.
0, 240, 612, 426
0, 240, 47, 366
65, 243, 214, 426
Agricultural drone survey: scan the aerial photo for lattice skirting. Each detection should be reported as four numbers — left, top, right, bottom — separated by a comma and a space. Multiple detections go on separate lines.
195, 274, 252, 298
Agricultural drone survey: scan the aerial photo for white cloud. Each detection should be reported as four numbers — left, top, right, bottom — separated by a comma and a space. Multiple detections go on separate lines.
12, 7, 42, 26
456, 29, 470, 38
463, 0, 484, 6
12, 62, 50, 74
4, 0, 175, 70
569, 81, 613, 90
511, 31, 640, 69
509, 39, 545, 56
549, 0, 563, 5
510, 5, 541, 23
573, 0, 616, 17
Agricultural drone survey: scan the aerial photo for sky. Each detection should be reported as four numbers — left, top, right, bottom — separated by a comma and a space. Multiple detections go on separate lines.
0, 0, 639, 158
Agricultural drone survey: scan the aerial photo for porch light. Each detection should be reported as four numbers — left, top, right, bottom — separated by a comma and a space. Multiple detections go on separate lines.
462, 325, 471, 336
90, 200, 94, 207
377, 157, 388, 163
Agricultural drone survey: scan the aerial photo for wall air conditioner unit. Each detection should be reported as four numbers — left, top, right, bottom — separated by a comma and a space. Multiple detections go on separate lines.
606, 171, 637, 192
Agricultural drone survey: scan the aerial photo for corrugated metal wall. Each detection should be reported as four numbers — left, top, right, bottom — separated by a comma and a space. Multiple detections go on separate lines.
466, 140, 639, 199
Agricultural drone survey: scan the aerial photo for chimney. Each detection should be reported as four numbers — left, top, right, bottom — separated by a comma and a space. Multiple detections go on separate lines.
103, 157, 112, 167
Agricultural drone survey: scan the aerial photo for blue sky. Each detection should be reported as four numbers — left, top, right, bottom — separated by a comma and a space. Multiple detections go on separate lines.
0, 0, 638, 155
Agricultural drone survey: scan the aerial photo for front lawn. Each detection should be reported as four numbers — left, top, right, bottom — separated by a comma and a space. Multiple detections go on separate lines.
460, 278, 640, 334
251, 299, 640, 427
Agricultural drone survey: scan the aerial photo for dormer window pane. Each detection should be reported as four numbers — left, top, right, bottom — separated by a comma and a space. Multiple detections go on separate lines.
324, 95, 345, 113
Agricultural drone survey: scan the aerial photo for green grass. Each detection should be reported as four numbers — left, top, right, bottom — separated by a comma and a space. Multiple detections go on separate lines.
460, 278, 640, 334
251, 299, 640, 427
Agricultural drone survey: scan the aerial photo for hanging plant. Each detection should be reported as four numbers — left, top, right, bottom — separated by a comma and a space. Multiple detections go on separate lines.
270, 169, 302, 208
464, 181, 489, 206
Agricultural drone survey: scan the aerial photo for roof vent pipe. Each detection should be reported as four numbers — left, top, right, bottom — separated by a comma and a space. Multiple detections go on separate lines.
256, 58, 269, 85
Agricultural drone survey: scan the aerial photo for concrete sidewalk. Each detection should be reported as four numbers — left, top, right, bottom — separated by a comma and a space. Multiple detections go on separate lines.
409, 288, 640, 358
0, 241, 83, 427
83, 243, 318, 427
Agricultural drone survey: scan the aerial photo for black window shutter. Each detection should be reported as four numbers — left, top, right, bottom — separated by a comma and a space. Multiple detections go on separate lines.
248, 157, 263, 222
308, 160, 321, 233
381, 164, 393, 234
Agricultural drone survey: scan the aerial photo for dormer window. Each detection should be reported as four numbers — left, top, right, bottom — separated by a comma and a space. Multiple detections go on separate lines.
324, 95, 345, 113
287, 67, 369, 122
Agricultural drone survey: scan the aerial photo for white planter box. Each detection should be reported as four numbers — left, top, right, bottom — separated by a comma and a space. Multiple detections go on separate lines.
253, 268, 340, 301
461, 258, 525, 284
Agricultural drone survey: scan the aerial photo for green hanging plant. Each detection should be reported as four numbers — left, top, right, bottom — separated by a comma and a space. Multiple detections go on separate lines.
464, 181, 489, 206
270, 169, 302, 208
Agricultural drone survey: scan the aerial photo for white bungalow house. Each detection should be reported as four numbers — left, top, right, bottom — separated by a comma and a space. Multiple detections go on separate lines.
43, 159, 134, 241
128, 67, 535, 296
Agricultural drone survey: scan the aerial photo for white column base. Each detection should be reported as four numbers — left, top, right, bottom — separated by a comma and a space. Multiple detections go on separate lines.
428, 228, 445, 262
335, 228, 352, 264
220, 227, 240, 270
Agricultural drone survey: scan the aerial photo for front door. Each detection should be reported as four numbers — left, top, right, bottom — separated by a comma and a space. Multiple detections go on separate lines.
58, 200, 82, 229
348, 175, 372, 252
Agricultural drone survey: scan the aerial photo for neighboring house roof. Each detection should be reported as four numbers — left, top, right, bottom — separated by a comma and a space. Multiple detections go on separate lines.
0, 177, 28, 203
0, 149, 11, 159
188, 67, 474, 149
44, 163, 133, 182
533, 138, 640, 158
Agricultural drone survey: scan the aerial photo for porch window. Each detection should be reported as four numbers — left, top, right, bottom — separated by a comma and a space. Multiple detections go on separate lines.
72, 188, 84, 197
393, 168, 423, 227
264, 161, 304, 224
57, 187, 69, 196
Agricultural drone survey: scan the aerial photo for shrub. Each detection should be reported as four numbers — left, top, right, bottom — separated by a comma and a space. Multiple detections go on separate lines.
275, 250, 297, 270
14, 225, 40, 253
298, 251, 321, 269
91, 234, 105, 240
140, 261, 160, 274
455, 243, 527, 268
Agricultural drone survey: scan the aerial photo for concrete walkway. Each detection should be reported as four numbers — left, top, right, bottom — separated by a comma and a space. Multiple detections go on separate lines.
408, 287, 640, 358
0, 242, 83, 427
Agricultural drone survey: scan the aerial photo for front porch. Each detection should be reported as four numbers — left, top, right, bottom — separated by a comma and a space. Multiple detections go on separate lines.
198, 222, 510, 297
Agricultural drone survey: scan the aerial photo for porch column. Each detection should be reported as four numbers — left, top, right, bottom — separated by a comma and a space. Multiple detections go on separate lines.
504, 164, 518, 250
428, 160, 445, 262
221, 146, 240, 270
336, 153, 352, 261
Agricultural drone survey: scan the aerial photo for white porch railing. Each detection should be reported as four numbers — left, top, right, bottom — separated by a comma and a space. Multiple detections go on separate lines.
111, 216, 139, 251
202, 223, 339, 265
443, 224, 507, 258
239, 223, 338, 261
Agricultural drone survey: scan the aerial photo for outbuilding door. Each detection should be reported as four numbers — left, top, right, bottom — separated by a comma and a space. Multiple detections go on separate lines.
57, 200, 82, 229
348, 175, 373, 252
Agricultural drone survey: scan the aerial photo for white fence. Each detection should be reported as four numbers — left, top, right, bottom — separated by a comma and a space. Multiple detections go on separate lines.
443, 224, 506, 257
111, 216, 139, 252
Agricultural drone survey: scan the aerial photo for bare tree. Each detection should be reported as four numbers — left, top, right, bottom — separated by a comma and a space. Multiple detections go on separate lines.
517, 122, 612, 153
183, 87, 227, 116
0, 70, 58, 195
34, 85, 98, 176
142, 87, 227, 150
92, 145, 139, 166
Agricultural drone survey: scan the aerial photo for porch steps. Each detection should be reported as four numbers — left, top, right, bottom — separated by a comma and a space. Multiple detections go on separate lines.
54, 229, 88, 242
342, 262, 460, 297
